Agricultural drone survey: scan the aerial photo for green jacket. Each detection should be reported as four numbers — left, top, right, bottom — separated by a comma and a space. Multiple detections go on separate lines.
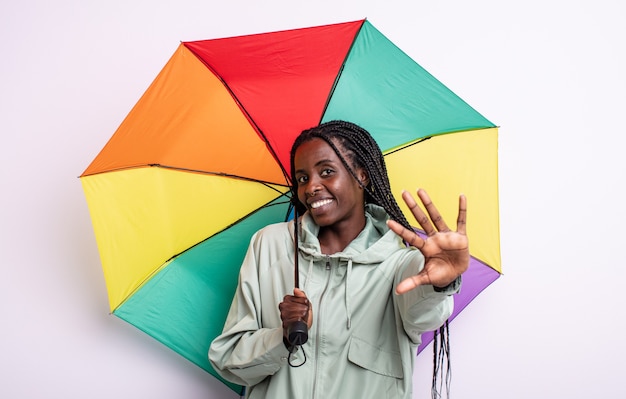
209, 204, 456, 399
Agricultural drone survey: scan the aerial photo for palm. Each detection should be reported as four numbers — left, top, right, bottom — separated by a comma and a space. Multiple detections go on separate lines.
387, 189, 469, 294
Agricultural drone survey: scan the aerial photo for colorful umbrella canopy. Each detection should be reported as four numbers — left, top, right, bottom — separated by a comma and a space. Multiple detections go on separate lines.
80, 19, 500, 394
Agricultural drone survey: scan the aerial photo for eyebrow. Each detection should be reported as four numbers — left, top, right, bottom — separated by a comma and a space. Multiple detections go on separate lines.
294, 159, 336, 175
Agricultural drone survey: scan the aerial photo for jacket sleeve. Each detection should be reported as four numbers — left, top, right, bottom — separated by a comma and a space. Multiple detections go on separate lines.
393, 250, 459, 344
208, 231, 292, 387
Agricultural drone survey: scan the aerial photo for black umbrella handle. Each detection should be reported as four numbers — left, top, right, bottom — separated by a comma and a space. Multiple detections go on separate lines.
287, 320, 308, 346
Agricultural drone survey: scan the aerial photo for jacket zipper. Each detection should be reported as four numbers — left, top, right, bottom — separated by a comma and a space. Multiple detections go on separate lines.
312, 255, 332, 399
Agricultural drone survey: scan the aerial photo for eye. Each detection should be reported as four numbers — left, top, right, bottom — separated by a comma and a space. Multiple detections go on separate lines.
320, 168, 334, 177
296, 175, 308, 184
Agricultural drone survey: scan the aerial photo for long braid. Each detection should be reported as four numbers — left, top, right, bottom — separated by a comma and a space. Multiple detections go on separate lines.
289, 120, 412, 231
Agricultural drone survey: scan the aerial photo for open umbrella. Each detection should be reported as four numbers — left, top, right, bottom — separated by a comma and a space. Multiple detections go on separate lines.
80, 19, 500, 394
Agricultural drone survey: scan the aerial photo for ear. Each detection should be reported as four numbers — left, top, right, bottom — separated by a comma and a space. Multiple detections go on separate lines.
357, 168, 369, 188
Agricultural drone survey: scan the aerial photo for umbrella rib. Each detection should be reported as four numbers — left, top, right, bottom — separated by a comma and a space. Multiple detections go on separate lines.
166, 196, 293, 262
384, 136, 431, 156
383, 126, 498, 156
81, 164, 289, 191
151, 164, 289, 191
318, 20, 366, 125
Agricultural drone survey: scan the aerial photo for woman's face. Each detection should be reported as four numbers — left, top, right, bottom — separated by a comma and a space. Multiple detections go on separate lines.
293, 138, 367, 229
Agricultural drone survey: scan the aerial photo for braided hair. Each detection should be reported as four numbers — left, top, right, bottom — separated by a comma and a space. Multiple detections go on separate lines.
289, 120, 412, 231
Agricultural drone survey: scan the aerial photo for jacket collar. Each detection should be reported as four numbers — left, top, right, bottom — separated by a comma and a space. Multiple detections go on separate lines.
297, 203, 405, 264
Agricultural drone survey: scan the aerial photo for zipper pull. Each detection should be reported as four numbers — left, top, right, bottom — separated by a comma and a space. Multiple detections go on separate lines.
325, 255, 331, 270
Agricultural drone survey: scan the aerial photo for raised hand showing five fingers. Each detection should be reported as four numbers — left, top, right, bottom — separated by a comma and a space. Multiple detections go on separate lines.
387, 189, 469, 295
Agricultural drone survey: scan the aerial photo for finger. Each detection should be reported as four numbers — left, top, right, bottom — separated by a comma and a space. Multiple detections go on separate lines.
417, 189, 450, 233
401, 190, 436, 236
282, 294, 308, 307
456, 194, 467, 235
395, 274, 430, 295
387, 219, 425, 249
293, 289, 310, 314
280, 301, 309, 316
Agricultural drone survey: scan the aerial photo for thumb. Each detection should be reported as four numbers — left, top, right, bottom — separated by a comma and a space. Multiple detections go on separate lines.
395, 275, 428, 295
294, 288, 313, 328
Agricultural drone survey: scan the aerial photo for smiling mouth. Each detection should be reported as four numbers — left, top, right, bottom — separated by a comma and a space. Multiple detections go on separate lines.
310, 199, 333, 209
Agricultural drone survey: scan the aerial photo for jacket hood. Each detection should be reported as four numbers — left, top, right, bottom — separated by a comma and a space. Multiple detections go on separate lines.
297, 203, 405, 264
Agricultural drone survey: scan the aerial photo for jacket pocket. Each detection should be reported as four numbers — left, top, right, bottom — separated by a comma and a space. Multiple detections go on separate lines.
347, 336, 404, 379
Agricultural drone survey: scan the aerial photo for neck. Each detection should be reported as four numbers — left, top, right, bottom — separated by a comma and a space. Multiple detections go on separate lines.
317, 216, 366, 255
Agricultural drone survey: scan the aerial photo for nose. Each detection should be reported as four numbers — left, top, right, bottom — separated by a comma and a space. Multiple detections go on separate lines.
305, 179, 322, 198
306, 188, 319, 197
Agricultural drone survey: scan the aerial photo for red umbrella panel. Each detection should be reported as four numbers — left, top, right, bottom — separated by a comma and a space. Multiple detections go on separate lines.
80, 19, 500, 394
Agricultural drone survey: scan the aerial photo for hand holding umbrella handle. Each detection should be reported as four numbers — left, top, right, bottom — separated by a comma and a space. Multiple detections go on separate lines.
279, 288, 311, 351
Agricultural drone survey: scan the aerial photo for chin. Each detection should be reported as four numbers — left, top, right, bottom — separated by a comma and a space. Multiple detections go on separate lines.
310, 214, 333, 227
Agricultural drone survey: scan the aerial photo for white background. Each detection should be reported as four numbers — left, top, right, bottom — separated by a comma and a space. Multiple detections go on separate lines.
2, 1, 624, 398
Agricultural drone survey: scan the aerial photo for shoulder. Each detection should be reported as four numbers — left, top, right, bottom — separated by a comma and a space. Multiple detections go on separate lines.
256, 220, 291, 236
250, 221, 293, 247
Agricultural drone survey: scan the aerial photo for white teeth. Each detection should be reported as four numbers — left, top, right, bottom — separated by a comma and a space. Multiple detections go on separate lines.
311, 199, 333, 209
